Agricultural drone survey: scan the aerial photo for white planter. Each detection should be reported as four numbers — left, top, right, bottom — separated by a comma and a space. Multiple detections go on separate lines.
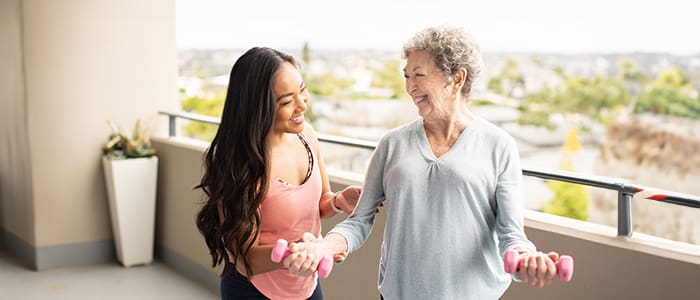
102, 156, 158, 267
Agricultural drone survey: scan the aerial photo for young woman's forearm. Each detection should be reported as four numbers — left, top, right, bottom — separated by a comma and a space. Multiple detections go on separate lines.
235, 244, 283, 277
319, 191, 339, 219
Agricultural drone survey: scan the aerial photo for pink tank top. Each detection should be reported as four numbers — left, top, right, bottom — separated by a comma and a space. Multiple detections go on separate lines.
250, 134, 322, 300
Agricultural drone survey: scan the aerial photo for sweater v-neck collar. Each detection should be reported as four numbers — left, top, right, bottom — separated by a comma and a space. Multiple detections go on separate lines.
414, 117, 478, 161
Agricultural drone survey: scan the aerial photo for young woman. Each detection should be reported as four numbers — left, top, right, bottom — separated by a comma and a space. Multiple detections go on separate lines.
195, 47, 360, 300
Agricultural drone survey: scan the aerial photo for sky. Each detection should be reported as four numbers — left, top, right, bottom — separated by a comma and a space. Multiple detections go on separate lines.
176, 0, 700, 55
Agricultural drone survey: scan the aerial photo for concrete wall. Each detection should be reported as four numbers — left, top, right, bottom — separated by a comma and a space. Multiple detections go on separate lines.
0, 0, 177, 269
150, 136, 387, 299
151, 137, 220, 291
502, 212, 700, 300
152, 138, 700, 300
0, 0, 36, 264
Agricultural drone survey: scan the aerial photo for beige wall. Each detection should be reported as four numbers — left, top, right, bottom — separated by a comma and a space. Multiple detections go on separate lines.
152, 137, 700, 300
22, 0, 178, 248
0, 0, 36, 247
502, 213, 700, 300
1, 0, 177, 268
151, 137, 214, 269
150, 137, 386, 297
150, 137, 220, 290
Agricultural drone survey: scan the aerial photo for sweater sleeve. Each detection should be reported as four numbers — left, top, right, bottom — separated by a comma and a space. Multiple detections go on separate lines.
328, 137, 387, 253
494, 135, 536, 255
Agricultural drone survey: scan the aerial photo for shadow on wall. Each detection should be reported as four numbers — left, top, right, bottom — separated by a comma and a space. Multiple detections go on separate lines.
0, 202, 3, 249
0, 185, 4, 249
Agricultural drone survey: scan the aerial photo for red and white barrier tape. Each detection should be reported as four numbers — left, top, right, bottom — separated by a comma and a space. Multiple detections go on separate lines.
633, 188, 669, 201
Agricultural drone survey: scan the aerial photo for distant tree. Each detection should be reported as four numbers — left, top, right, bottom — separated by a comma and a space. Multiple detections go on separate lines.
634, 68, 700, 120
531, 57, 545, 67
471, 98, 495, 106
516, 87, 557, 129
518, 75, 630, 129
306, 72, 355, 98
371, 60, 407, 99
619, 59, 648, 84
561, 127, 582, 152
615, 59, 649, 120
543, 178, 589, 221
180, 92, 225, 141
552, 66, 566, 78
301, 42, 311, 67
487, 58, 525, 98
542, 128, 589, 220
304, 98, 317, 125
518, 60, 700, 131
487, 77, 504, 95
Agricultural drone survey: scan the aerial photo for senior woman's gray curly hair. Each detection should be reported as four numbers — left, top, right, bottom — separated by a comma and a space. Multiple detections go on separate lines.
402, 26, 483, 100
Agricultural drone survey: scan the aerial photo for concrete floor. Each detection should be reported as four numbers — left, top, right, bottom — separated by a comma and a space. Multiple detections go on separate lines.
0, 251, 218, 300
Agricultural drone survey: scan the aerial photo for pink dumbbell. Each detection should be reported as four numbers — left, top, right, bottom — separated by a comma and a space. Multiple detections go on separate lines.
503, 249, 574, 282
270, 239, 333, 279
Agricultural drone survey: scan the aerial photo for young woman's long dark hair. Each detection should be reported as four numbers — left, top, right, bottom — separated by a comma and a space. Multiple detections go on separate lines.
195, 47, 298, 276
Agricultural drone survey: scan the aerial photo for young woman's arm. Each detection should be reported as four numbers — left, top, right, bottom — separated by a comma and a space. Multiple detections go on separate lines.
302, 123, 360, 218
216, 200, 294, 277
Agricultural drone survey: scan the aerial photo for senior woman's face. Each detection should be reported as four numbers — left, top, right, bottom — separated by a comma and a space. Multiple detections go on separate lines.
403, 50, 455, 119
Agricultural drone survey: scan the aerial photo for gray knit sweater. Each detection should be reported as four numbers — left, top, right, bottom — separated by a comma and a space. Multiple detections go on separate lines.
329, 116, 535, 300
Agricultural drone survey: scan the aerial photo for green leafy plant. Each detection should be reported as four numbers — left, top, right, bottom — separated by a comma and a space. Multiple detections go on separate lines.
103, 120, 156, 159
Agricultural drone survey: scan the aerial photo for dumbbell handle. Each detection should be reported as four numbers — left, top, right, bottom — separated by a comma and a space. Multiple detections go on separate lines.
503, 249, 574, 282
270, 239, 333, 279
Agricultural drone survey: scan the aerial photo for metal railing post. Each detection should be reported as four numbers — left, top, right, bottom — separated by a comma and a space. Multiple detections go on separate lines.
618, 191, 633, 237
168, 115, 176, 137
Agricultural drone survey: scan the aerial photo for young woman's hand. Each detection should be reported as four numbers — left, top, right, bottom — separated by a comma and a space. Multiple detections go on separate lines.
283, 233, 347, 277
335, 186, 361, 214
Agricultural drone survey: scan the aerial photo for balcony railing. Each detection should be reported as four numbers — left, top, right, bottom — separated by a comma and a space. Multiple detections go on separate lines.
159, 110, 700, 237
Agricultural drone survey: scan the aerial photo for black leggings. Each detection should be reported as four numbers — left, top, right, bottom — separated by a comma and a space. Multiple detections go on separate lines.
220, 269, 323, 300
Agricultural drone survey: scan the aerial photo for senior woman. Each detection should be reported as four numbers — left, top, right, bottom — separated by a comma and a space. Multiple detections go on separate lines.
283, 26, 561, 300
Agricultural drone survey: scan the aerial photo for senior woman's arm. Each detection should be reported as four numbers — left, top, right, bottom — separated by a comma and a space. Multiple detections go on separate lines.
494, 135, 536, 254
493, 134, 564, 287
285, 137, 389, 277
326, 136, 388, 253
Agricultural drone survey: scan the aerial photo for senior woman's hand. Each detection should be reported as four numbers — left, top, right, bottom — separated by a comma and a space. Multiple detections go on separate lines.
282, 233, 347, 277
517, 251, 560, 288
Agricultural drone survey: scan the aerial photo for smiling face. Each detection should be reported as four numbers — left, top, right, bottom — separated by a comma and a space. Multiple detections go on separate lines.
403, 50, 458, 121
271, 62, 308, 135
